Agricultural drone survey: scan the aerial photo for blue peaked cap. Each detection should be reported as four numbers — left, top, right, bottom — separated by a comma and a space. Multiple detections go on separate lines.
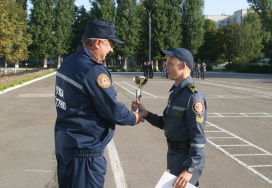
84, 20, 124, 44
160, 48, 194, 69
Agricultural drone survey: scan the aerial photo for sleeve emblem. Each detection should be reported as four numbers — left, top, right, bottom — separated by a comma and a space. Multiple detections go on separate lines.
97, 74, 111, 88
196, 116, 204, 123
192, 100, 204, 114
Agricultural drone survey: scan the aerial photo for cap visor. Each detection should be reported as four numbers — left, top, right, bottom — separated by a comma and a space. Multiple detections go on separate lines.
160, 49, 175, 57
112, 38, 124, 44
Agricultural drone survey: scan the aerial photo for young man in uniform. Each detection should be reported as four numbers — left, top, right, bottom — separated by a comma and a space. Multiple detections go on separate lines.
133, 48, 207, 188
54, 20, 144, 188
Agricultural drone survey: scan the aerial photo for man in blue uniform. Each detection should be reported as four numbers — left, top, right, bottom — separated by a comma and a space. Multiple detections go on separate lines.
200, 62, 206, 79
55, 20, 144, 188
133, 48, 207, 188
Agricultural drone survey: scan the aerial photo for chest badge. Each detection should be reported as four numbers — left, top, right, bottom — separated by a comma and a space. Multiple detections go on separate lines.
97, 74, 111, 88
192, 100, 204, 114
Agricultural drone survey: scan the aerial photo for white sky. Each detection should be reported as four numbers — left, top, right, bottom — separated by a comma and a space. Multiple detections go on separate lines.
75, 0, 250, 16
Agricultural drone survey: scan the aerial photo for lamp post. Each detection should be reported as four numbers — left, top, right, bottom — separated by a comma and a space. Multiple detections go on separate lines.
147, 5, 156, 63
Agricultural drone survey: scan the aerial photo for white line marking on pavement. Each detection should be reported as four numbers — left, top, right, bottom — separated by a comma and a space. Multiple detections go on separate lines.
233, 154, 270, 156
123, 81, 157, 98
206, 121, 272, 185
206, 79, 272, 91
250, 165, 272, 168
113, 81, 135, 96
24, 170, 51, 173
18, 93, 54, 97
201, 80, 272, 95
107, 140, 127, 188
114, 81, 158, 98
217, 145, 251, 147
207, 137, 235, 139
207, 112, 272, 118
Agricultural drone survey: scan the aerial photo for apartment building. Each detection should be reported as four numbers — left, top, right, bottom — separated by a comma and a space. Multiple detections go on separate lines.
205, 9, 248, 29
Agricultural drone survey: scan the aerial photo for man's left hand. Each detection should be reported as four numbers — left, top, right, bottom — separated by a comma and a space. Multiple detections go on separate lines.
172, 170, 193, 188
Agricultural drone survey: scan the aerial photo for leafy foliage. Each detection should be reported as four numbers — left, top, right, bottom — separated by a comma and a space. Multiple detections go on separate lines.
115, 0, 141, 59
53, 0, 75, 56
69, 6, 90, 54
29, 0, 54, 59
0, 0, 32, 65
181, 0, 205, 55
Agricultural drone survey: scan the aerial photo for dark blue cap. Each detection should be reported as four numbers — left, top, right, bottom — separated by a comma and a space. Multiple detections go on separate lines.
160, 48, 194, 69
84, 20, 124, 44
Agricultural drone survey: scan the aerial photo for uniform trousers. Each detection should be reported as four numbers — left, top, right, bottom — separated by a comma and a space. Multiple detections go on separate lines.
56, 155, 107, 188
167, 149, 205, 187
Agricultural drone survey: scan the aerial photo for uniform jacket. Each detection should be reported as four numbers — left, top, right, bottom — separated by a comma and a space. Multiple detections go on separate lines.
55, 46, 136, 163
145, 76, 207, 170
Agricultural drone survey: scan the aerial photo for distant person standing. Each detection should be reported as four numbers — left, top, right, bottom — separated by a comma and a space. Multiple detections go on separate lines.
149, 60, 154, 78
143, 61, 147, 77
200, 62, 206, 79
145, 61, 150, 78
196, 63, 201, 79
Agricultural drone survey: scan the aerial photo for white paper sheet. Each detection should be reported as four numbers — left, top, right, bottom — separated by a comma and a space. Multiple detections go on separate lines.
155, 171, 197, 188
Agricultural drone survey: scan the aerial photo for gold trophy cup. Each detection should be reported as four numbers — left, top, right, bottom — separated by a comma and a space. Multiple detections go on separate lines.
133, 76, 148, 113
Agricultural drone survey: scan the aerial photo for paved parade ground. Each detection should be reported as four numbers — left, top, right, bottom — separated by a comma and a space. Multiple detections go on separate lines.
0, 71, 272, 188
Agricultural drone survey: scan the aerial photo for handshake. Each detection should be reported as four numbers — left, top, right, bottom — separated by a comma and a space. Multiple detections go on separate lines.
131, 99, 148, 124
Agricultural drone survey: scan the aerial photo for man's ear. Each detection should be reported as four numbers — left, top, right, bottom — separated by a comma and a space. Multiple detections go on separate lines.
178, 62, 186, 70
94, 39, 101, 49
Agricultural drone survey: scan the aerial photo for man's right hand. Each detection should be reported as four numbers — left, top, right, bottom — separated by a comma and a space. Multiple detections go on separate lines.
132, 111, 145, 124
131, 101, 148, 117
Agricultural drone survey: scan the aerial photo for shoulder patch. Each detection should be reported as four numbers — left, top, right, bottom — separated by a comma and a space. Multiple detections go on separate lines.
187, 83, 199, 93
192, 100, 204, 114
97, 74, 111, 88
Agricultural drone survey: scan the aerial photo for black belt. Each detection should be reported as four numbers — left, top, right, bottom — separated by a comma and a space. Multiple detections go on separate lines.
167, 139, 190, 150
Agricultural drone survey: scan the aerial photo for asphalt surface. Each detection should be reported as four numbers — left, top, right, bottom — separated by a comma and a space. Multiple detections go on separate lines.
0, 71, 272, 188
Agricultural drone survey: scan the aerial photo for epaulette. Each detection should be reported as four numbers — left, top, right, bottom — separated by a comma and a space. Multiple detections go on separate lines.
187, 83, 199, 93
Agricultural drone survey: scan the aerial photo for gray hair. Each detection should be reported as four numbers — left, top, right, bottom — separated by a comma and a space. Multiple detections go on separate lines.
81, 36, 107, 47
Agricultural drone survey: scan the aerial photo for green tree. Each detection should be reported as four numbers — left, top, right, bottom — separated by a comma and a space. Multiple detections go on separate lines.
15, 0, 28, 11
216, 23, 238, 63
30, 0, 54, 68
115, 0, 141, 69
248, 0, 272, 57
138, 0, 182, 70
198, 19, 218, 63
90, 0, 117, 66
235, 12, 268, 64
0, 0, 31, 71
0, 0, 13, 69
53, 0, 75, 68
69, 6, 90, 55
90, 0, 116, 22
181, 0, 205, 55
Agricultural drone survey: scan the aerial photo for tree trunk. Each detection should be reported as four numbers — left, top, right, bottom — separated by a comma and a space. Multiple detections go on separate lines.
57, 54, 61, 68
43, 58, 47, 68
4, 60, 7, 75
123, 57, 127, 70
155, 59, 159, 71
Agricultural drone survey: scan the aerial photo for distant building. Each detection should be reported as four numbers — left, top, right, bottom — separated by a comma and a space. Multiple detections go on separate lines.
205, 9, 248, 29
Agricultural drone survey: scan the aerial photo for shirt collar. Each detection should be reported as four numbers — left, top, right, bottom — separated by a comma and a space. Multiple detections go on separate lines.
77, 45, 102, 64
77, 45, 93, 57
170, 76, 193, 93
